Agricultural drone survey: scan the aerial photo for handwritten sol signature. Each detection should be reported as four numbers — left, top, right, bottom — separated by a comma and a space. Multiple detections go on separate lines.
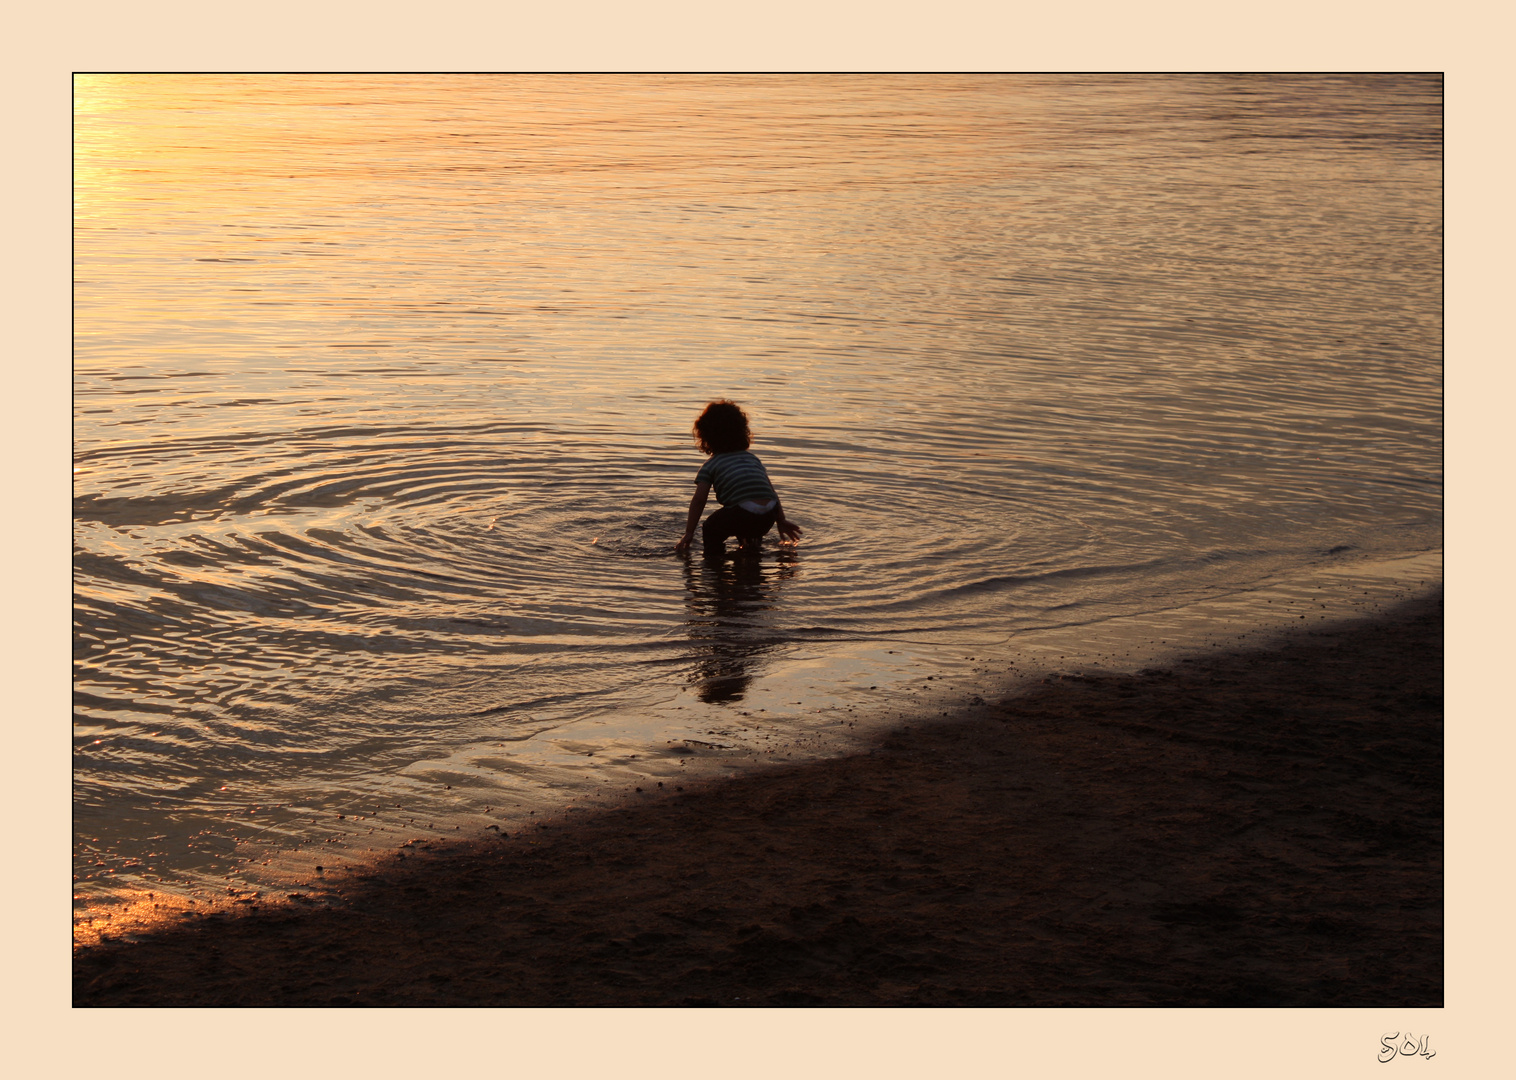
1380, 1032, 1436, 1063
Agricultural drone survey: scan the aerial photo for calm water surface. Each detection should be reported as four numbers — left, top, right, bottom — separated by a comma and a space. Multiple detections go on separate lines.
74, 74, 1441, 906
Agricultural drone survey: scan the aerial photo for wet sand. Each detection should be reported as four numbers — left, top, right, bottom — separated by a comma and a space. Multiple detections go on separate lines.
74, 591, 1442, 1008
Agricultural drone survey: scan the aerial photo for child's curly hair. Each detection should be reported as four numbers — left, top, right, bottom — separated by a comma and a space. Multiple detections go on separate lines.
692, 399, 752, 455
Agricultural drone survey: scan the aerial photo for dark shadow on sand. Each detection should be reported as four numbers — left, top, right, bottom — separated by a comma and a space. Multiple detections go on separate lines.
75, 591, 1442, 1007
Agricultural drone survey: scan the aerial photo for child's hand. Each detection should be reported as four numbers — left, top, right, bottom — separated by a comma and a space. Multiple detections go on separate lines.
778, 520, 803, 544
674, 532, 693, 554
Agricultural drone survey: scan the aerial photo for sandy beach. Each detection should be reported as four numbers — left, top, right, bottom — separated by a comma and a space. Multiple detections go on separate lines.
74, 590, 1441, 1008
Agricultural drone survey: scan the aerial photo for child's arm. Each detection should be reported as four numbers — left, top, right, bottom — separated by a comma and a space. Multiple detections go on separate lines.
674, 481, 711, 553
776, 502, 803, 544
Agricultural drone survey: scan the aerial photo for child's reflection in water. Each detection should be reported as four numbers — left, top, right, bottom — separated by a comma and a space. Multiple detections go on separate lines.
681, 548, 798, 704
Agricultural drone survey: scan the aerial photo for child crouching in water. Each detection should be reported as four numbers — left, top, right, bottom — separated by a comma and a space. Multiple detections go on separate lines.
674, 400, 803, 557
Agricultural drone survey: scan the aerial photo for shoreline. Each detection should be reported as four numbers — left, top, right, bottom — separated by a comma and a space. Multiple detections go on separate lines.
71, 548, 1441, 908
75, 590, 1442, 1007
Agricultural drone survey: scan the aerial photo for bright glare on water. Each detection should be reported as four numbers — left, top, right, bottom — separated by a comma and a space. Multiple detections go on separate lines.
73, 74, 1441, 904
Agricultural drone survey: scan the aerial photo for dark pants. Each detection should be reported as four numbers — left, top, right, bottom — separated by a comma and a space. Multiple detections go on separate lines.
702, 502, 779, 552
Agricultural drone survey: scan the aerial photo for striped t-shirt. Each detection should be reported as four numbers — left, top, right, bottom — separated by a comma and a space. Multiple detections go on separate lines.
695, 450, 778, 507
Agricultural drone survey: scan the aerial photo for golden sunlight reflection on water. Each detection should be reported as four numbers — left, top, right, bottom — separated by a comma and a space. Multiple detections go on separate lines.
74, 74, 1441, 908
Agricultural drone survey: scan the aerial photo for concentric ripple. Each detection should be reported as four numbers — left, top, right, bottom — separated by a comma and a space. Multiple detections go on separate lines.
74, 73, 1441, 903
